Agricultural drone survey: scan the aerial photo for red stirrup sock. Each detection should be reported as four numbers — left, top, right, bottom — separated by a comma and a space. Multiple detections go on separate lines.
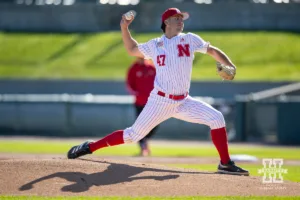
89, 130, 124, 152
210, 127, 230, 164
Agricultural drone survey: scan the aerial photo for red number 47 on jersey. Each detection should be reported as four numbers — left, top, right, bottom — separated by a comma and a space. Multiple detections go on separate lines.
157, 55, 166, 67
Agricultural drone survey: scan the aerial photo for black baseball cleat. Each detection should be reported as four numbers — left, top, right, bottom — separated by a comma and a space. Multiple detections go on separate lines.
67, 140, 94, 159
217, 160, 250, 176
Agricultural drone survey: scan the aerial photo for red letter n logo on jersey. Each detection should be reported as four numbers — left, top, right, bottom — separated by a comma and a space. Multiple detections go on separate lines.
177, 44, 190, 57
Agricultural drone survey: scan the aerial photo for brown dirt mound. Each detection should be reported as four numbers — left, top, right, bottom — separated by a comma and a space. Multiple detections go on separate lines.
0, 156, 299, 197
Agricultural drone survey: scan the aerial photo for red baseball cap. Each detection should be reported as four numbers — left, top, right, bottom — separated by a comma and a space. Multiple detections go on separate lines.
161, 8, 189, 22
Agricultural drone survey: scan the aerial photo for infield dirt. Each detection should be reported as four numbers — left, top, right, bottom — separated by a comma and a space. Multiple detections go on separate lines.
0, 155, 300, 197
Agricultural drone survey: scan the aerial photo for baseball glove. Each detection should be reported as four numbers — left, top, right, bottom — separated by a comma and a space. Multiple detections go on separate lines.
216, 62, 236, 80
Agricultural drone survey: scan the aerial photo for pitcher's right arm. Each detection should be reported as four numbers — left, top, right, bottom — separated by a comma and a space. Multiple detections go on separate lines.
120, 14, 144, 58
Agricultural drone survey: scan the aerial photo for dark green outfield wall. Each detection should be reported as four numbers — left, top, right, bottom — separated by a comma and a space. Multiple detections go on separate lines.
0, 2, 299, 32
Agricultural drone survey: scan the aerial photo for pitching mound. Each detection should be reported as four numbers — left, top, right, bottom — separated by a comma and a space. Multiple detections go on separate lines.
0, 156, 299, 197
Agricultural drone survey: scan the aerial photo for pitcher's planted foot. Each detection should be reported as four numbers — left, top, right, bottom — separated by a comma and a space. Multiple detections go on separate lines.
217, 160, 250, 176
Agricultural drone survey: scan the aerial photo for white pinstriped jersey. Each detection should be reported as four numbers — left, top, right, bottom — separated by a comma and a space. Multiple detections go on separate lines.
123, 33, 225, 144
138, 32, 209, 95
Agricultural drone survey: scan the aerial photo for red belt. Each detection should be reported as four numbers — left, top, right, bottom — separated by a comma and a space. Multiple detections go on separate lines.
157, 91, 188, 100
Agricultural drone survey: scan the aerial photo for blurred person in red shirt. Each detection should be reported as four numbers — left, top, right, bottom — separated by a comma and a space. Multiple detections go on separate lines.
126, 57, 158, 156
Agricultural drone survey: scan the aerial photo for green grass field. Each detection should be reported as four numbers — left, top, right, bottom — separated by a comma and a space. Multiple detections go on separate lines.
1, 140, 300, 159
0, 31, 299, 80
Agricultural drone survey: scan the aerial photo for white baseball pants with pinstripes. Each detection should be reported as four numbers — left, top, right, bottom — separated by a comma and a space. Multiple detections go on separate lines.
123, 90, 226, 143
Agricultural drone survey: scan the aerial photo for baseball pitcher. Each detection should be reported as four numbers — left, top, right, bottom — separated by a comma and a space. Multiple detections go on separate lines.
67, 8, 248, 176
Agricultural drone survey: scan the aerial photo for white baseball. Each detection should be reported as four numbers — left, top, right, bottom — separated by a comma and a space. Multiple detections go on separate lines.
124, 10, 136, 20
